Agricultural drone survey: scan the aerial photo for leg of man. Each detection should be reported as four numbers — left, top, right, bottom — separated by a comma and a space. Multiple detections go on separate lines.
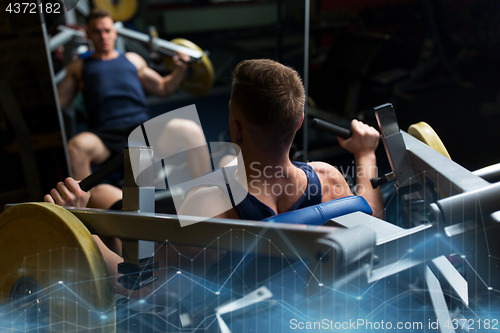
156, 118, 212, 178
68, 132, 123, 210
87, 183, 122, 209
67, 132, 112, 180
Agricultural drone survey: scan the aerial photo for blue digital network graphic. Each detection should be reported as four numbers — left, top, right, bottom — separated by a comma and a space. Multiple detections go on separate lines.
1, 106, 500, 332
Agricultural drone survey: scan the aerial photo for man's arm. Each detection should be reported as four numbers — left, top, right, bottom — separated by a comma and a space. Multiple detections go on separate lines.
57, 60, 81, 110
338, 120, 384, 218
178, 186, 239, 219
126, 52, 189, 98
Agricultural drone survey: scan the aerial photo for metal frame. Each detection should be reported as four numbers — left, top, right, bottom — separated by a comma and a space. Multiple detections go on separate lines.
113, 22, 203, 60
5, 102, 500, 332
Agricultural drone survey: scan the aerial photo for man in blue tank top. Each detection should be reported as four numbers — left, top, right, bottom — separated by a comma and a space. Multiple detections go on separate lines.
48, 59, 384, 218
178, 59, 384, 220
57, 9, 211, 208
45, 59, 384, 295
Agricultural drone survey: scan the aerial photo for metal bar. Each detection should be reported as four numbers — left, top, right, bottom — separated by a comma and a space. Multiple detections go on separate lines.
75, 0, 90, 16
113, 22, 203, 59
54, 68, 66, 85
66, 207, 349, 286
430, 181, 500, 225
302, 0, 309, 163
49, 27, 84, 51
122, 147, 155, 262
472, 162, 500, 181
428, 256, 468, 306
66, 208, 339, 258
375, 104, 420, 190
404, 132, 490, 195
424, 265, 456, 333
41, 13, 72, 178
329, 214, 463, 284
79, 151, 124, 192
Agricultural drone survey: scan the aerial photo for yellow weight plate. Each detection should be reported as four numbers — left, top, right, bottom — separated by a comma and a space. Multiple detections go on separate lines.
164, 38, 215, 95
408, 122, 450, 198
408, 122, 451, 159
0, 203, 115, 332
93, 0, 138, 22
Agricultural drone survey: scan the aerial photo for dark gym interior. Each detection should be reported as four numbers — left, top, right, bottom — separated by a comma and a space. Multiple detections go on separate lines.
2, 1, 500, 332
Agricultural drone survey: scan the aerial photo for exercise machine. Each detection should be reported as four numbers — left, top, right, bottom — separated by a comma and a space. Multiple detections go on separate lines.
1, 102, 500, 332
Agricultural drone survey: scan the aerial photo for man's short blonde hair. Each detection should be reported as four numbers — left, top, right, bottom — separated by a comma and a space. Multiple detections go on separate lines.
231, 59, 305, 138
86, 8, 112, 25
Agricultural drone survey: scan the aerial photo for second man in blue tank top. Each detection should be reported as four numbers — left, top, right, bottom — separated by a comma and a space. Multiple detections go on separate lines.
57, 8, 212, 208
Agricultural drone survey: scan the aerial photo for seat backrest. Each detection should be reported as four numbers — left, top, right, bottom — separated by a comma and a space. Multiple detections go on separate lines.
261, 195, 372, 224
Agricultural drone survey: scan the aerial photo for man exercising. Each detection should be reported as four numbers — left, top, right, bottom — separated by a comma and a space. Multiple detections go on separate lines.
58, 8, 210, 208
45, 59, 383, 296
178, 59, 383, 219
48, 58, 383, 218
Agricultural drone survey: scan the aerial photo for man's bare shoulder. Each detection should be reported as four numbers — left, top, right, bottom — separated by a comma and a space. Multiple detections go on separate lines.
125, 52, 147, 69
179, 186, 237, 219
308, 161, 352, 201
66, 58, 84, 77
308, 162, 343, 179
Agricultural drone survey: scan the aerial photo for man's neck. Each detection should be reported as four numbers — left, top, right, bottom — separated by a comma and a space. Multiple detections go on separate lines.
92, 49, 119, 60
240, 152, 298, 182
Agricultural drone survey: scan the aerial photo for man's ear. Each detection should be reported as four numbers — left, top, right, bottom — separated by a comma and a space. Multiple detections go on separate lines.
297, 113, 305, 130
230, 118, 243, 145
111, 26, 118, 40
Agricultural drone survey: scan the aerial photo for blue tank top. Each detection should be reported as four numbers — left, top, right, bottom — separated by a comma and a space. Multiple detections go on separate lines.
82, 52, 150, 130
233, 161, 322, 220
185, 161, 322, 220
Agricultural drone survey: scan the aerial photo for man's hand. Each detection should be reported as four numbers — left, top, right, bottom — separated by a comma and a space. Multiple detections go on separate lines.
337, 120, 383, 218
338, 119, 379, 157
44, 177, 90, 208
172, 52, 190, 72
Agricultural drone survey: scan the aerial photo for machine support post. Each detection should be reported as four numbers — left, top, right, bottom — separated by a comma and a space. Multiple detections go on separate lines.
118, 146, 158, 290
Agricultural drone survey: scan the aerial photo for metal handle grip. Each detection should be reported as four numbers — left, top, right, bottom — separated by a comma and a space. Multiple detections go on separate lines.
311, 118, 352, 139
79, 151, 124, 192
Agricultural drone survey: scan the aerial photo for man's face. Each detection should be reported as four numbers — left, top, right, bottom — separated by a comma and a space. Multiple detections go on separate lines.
87, 17, 116, 53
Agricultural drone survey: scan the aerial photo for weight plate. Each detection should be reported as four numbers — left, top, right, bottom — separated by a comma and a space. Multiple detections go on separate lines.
164, 38, 215, 95
408, 122, 451, 198
408, 122, 451, 159
0, 202, 115, 332
93, 0, 138, 22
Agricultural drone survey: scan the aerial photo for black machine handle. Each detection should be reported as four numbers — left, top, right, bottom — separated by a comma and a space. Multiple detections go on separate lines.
311, 118, 352, 139
79, 151, 125, 192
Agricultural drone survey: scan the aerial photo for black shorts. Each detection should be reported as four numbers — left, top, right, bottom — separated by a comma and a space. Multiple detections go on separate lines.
89, 125, 137, 158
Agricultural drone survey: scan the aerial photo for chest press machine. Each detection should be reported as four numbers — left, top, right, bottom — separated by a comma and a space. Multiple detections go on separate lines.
1, 103, 500, 333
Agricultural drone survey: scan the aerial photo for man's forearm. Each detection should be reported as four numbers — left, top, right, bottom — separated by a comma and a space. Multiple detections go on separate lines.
162, 67, 186, 97
355, 153, 384, 218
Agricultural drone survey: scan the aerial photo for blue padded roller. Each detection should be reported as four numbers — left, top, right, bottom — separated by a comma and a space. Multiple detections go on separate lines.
261, 195, 372, 224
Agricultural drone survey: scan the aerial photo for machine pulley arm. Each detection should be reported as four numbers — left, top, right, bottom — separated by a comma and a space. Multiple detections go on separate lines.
113, 22, 203, 61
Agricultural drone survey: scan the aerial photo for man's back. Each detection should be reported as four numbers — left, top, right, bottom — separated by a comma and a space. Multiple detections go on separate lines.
178, 160, 353, 220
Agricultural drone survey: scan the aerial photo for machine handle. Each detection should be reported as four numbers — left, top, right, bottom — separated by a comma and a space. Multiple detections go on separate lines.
370, 172, 395, 189
311, 118, 352, 139
79, 151, 124, 192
